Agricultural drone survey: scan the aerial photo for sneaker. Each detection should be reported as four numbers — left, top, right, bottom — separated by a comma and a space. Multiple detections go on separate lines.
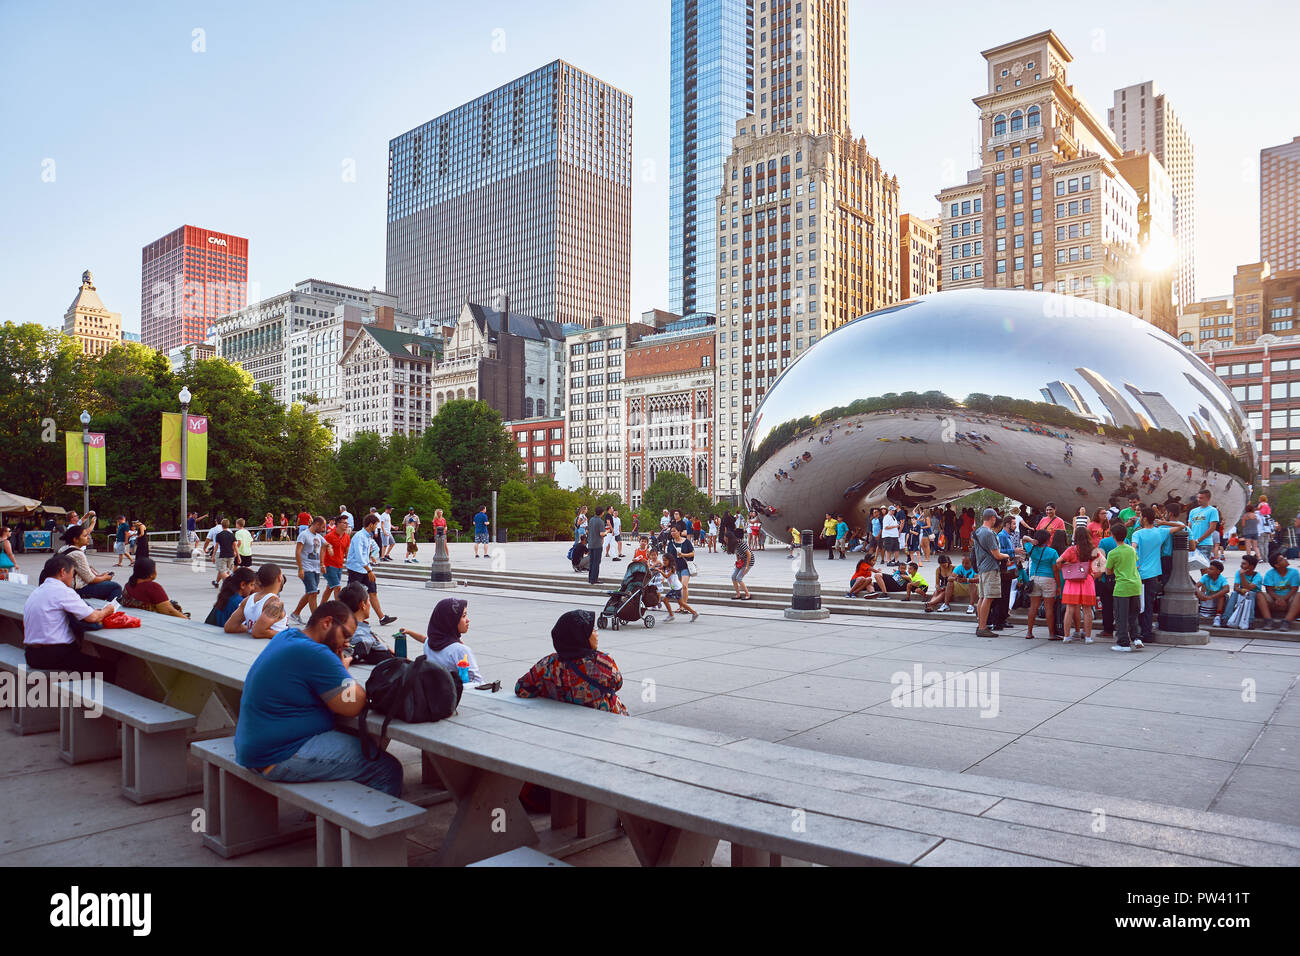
965, 605, 975, 614
1132, 640, 1145, 651
612, 557, 622, 562
1110, 644, 1133, 653
1083, 636, 1094, 644
845, 591, 855, 599
975, 627, 996, 638
379, 615, 397, 626
1285, 620, 1295, 632
289, 612, 304, 625
937, 603, 950, 613
1212, 615, 1222, 627
1062, 634, 1076, 643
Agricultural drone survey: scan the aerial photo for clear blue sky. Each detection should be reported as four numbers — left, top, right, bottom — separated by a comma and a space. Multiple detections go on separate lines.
2, 0, 1296, 333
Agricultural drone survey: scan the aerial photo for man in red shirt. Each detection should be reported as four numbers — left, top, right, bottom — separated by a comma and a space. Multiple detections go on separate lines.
296, 509, 312, 538
322, 516, 350, 603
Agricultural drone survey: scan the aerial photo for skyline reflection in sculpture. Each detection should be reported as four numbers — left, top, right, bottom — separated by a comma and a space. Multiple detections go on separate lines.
740, 290, 1254, 540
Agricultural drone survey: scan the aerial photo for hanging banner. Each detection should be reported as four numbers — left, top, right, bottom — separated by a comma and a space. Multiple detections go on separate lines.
65, 432, 106, 486
161, 413, 209, 480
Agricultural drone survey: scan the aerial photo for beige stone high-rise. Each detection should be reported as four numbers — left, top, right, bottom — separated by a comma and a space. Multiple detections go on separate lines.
714, 0, 900, 496
63, 270, 122, 357
936, 32, 1171, 333
900, 214, 939, 299
1109, 82, 1196, 311
1261, 136, 1300, 273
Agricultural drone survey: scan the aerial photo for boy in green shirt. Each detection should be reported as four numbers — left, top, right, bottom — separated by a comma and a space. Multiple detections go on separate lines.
1105, 520, 1143, 651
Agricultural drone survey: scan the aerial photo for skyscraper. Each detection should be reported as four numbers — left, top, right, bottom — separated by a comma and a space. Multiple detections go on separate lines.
1261, 136, 1300, 273
63, 270, 121, 357
385, 60, 632, 331
669, 0, 754, 317
713, 0, 900, 497
1109, 81, 1196, 310
140, 225, 248, 354
899, 214, 939, 299
936, 33, 1163, 329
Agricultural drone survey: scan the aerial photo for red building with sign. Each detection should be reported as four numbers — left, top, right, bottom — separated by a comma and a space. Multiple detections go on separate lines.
141, 225, 249, 353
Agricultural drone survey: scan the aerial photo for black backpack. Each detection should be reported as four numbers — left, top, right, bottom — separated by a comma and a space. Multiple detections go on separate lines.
359, 657, 463, 759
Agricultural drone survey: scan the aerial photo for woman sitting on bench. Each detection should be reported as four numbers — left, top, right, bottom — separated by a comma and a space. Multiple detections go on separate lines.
515, 609, 628, 715
119, 557, 189, 618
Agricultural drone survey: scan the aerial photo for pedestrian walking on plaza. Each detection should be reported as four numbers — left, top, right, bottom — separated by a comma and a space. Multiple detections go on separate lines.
1106, 522, 1143, 651
971, 509, 1007, 638
666, 526, 699, 621
0, 525, 21, 579
345, 514, 396, 625
607, 508, 623, 561
575, 506, 589, 544
113, 516, 132, 567
473, 504, 490, 558
586, 507, 606, 584
212, 519, 237, 589
262, 512, 275, 542
234, 517, 254, 568
323, 516, 350, 602
291, 515, 327, 625
727, 529, 753, 600
379, 505, 396, 562
404, 507, 420, 547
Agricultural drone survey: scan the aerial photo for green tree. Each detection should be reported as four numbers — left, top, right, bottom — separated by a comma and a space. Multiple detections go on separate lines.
530, 475, 579, 540
422, 400, 523, 525
641, 471, 711, 523
497, 479, 538, 539
389, 466, 453, 535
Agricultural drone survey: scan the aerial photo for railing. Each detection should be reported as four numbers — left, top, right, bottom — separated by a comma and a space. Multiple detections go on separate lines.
986, 124, 1044, 149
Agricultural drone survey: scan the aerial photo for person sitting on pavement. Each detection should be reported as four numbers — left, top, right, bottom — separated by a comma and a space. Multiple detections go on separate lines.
402, 597, 484, 684
56, 524, 123, 603
847, 554, 887, 598
1195, 560, 1230, 625
515, 609, 629, 715
22, 554, 119, 682
119, 557, 188, 618
208, 566, 257, 627
234, 600, 402, 796
224, 563, 290, 638
925, 554, 980, 613
901, 562, 929, 601
1258, 551, 1300, 631
923, 555, 956, 612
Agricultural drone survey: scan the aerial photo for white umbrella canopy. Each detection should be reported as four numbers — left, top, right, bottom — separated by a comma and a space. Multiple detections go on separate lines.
0, 490, 42, 514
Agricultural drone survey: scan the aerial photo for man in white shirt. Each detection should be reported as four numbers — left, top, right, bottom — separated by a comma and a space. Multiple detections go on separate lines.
204, 518, 223, 558
22, 554, 119, 680
378, 506, 395, 562
881, 507, 901, 566
660, 510, 671, 531
607, 508, 623, 561
338, 505, 355, 531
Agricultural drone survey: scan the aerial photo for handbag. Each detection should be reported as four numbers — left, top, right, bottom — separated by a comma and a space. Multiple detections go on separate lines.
101, 611, 141, 629
1062, 561, 1091, 582
1225, 593, 1253, 630
686, 561, 699, 576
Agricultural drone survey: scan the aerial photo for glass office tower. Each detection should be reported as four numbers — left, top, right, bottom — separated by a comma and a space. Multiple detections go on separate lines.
669, 0, 753, 317
386, 60, 631, 330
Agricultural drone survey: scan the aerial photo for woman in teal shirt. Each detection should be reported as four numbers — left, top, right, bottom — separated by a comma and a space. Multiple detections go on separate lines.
1020, 528, 1060, 640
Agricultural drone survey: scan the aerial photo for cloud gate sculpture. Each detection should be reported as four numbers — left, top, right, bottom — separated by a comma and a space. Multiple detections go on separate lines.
741, 290, 1255, 541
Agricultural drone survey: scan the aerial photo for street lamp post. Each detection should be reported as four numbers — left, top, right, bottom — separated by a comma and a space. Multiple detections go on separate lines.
175, 387, 192, 558
79, 410, 91, 518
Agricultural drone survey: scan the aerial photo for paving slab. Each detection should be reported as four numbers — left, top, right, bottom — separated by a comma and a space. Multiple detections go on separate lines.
780, 712, 1019, 772
861, 690, 1073, 736
618, 658, 787, 694
1241, 722, 1300, 772
641, 693, 846, 742
1080, 679, 1281, 723
1029, 702, 1265, 762
727, 673, 898, 713
1208, 764, 1300, 828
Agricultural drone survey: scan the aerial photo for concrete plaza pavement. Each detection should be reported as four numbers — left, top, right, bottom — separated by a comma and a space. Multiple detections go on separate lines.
2, 538, 1296, 866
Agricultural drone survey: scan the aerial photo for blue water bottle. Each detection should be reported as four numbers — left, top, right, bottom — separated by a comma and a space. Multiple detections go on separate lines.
457, 656, 469, 683
393, 628, 408, 658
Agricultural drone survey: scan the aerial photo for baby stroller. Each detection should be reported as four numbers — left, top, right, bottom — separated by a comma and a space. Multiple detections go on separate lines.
597, 560, 659, 630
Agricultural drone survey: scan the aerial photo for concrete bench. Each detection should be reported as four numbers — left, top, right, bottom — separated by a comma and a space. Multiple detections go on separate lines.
467, 846, 571, 867
55, 678, 199, 804
191, 736, 428, 866
0, 643, 61, 735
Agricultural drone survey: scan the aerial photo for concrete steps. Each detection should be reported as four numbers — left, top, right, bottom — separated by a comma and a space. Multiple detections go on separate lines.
371, 560, 1300, 642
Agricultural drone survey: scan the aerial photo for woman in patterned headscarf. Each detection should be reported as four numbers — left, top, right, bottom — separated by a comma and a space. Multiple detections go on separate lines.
514, 609, 628, 715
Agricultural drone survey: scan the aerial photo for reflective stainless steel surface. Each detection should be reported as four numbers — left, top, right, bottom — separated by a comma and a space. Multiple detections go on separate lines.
741, 290, 1254, 540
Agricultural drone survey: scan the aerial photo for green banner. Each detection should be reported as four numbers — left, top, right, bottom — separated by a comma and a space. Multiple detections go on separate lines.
65, 432, 105, 486
161, 413, 208, 480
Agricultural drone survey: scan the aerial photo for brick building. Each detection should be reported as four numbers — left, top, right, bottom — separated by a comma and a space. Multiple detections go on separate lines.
504, 417, 566, 479
1201, 338, 1300, 484
624, 318, 716, 507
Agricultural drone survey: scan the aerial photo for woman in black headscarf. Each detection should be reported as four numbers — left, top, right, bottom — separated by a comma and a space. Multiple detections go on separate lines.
514, 609, 628, 715
405, 597, 483, 683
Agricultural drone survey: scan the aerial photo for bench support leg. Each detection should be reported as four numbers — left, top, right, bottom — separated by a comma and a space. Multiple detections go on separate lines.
12, 674, 60, 735
59, 704, 120, 765
124, 727, 198, 804
621, 813, 720, 867
343, 830, 410, 867
201, 765, 310, 858
731, 844, 782, 867
425, 754, 537, 867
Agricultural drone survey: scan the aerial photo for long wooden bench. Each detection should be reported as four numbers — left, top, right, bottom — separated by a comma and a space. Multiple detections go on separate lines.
0, 642, 60, 735
191, 737, 428, 866
7, 582, 1300, 867
55, 678, 199, 803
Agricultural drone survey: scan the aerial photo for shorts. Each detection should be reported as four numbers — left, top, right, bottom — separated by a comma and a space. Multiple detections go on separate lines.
381, 532, 395, 548
474, 531, 489, 544
1242, 533, 1258, 541
731, 564, 749, 583
347, 569, 377, 594
883, 536, 900, 550
978, 570, 1001, 599
114, 541, 126, 554
324, 566, 342, 588
216, 556, 235, 575
302, 571, 321, 593
1032, 575, 1058, 598
952, 580, 971, 600
239, 554, 253, 567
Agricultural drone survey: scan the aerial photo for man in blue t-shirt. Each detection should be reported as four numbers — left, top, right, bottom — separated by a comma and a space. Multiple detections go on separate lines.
1188, 489, 1220, 556
1225, 554, 1264, 630
1195, 561, 1229, 626
1131, 507, 1185, 640
473, 505, 490, 559
1260, 552, 1300, 631
234, 601, 402, 795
